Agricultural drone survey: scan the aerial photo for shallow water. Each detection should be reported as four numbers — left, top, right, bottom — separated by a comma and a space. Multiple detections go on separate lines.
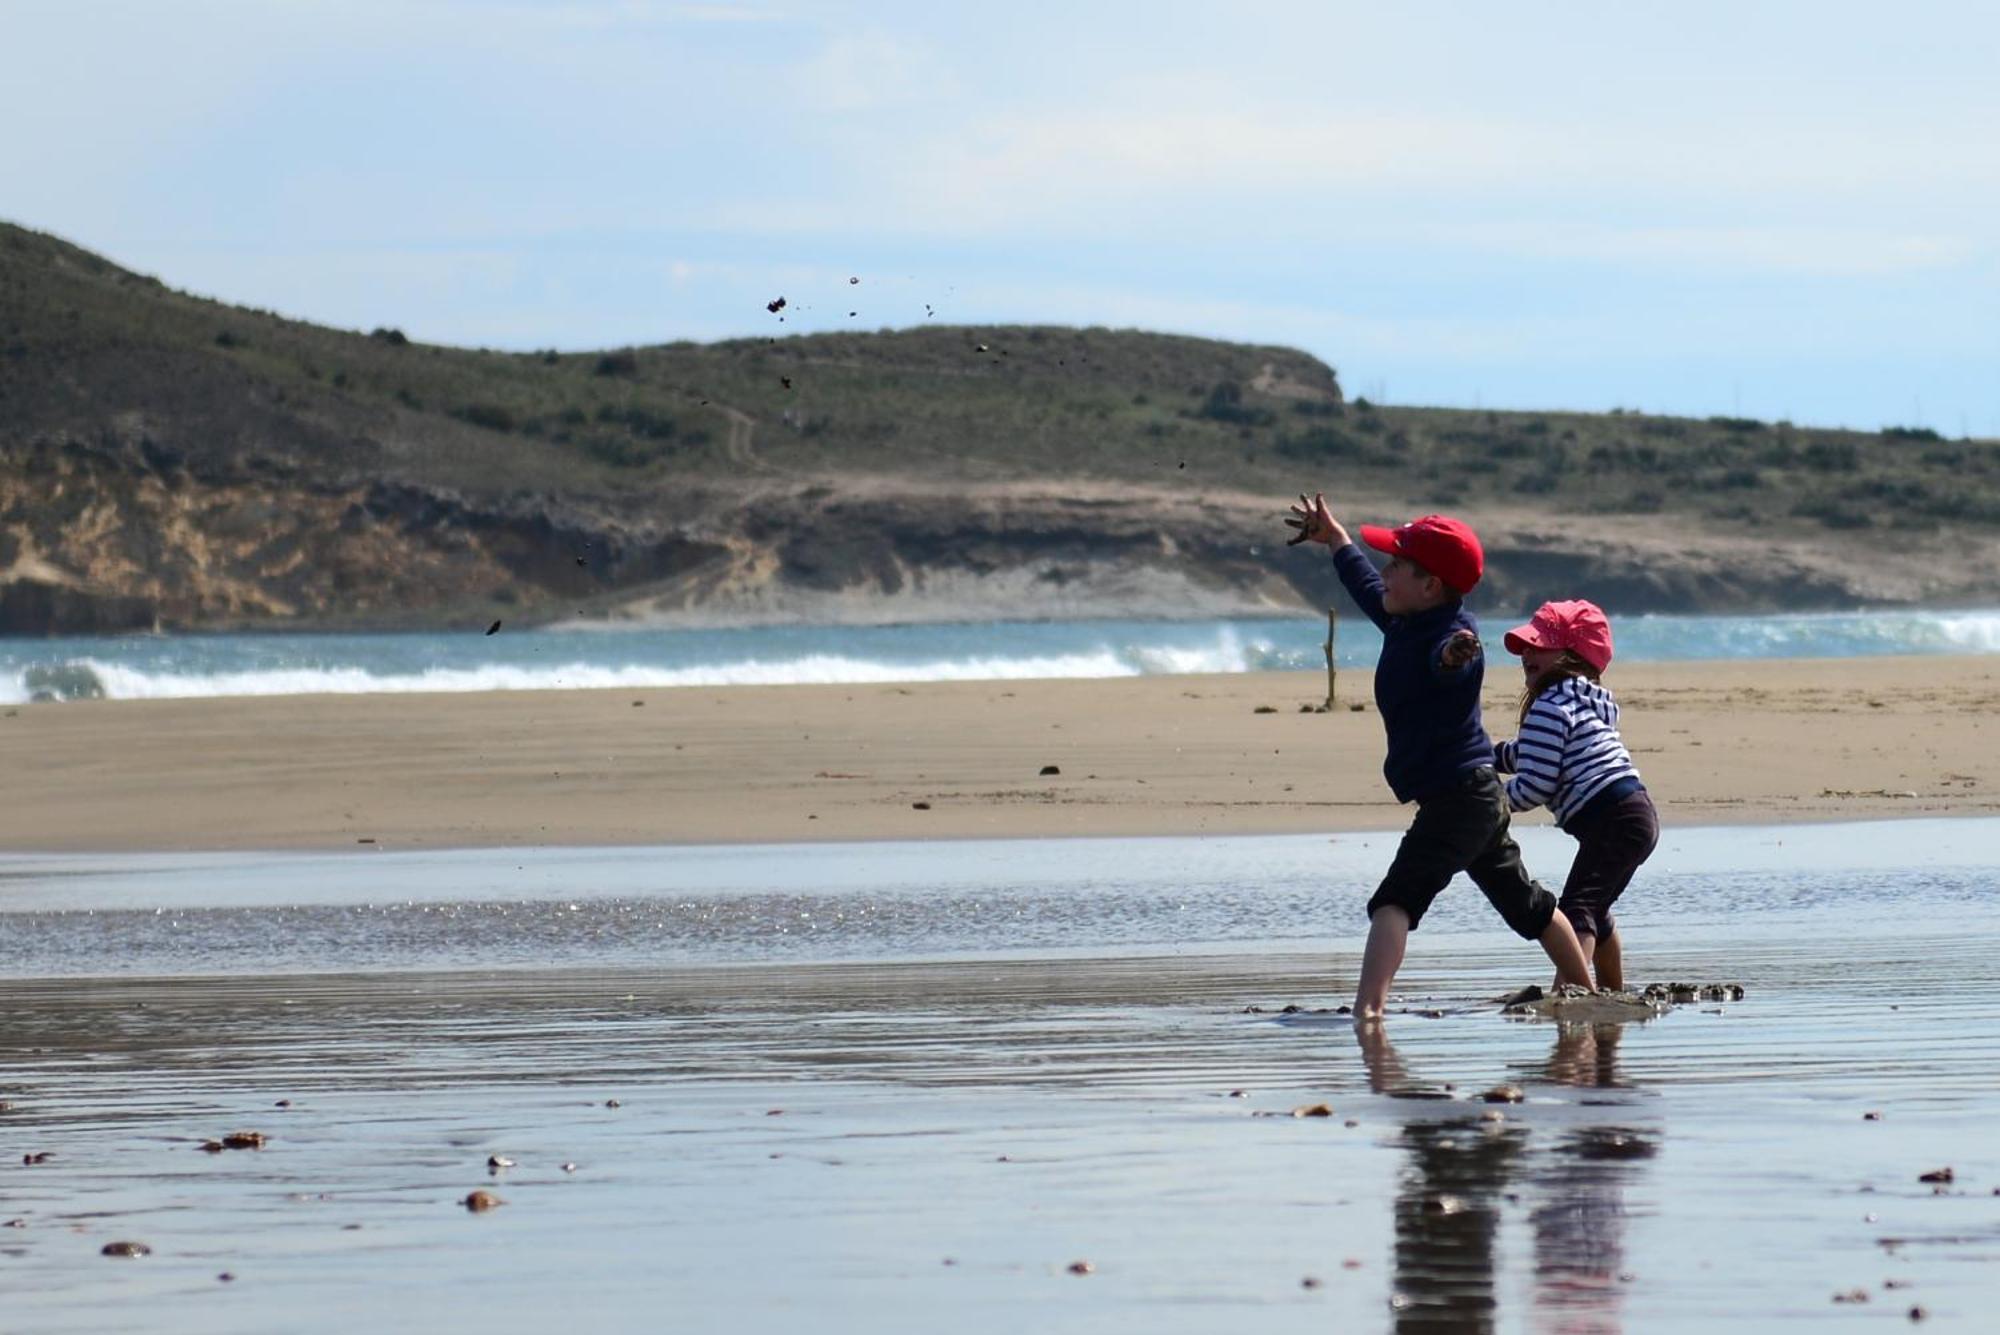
3, 822, 1999, 1332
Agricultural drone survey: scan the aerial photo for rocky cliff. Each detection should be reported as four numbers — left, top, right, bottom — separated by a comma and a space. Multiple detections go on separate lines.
3, 221, 1994, 634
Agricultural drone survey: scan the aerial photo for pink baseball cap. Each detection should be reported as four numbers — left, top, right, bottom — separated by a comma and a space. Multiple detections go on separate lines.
1503, 600, 1614, 672
1357, 514, 1484, 595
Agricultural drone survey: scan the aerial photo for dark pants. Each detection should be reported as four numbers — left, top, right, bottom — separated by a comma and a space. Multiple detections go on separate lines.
1558, 788, 1659, 941
1368, 767, 1558, 940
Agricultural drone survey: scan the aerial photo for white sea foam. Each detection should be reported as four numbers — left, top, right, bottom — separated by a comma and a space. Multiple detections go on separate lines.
1, 651, 1168, 703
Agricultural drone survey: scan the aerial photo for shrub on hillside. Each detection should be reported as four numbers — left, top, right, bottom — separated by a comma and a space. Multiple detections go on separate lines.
1801, 440, 1859, 471
1274, 426, 1391, 465
1791, 497, 1873, 528
1195, 381, 1275, 428
451, 403, 516, 432
596, 404, 678, 440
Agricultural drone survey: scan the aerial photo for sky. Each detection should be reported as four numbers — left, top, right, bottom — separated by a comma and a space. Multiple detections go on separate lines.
4, 0, 1997, 433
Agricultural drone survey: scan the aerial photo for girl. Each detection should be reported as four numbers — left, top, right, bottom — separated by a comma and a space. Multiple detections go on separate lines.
1493, 599, 1658, 992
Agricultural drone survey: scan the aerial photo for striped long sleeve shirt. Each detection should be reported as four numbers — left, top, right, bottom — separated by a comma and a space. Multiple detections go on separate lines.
1492, 676, 1642, 828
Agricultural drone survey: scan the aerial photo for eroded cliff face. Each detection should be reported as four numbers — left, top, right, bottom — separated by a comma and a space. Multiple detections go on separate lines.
0, 437, 725, 633
1, 439, 1984, 635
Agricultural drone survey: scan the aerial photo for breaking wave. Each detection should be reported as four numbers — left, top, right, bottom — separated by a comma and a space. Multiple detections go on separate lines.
3, 609, 1997, 703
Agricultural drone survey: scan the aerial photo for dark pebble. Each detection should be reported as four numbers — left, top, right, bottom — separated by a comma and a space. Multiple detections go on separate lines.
911, 801, 931, 810
1039, 765, 1060, 775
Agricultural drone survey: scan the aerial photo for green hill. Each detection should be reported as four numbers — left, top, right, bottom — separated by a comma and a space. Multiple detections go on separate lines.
2, 220, 1994, 633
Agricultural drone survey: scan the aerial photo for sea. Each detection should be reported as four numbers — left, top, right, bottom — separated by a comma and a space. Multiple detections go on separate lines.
6, 605, 2000, 703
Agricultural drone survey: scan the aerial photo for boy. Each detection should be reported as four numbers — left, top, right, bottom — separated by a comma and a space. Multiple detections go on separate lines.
1285, 493, 1593, 1020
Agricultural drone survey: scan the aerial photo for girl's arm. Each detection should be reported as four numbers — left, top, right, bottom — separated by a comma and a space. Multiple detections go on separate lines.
1503, 696, 1572, 811
1493, 737, 1518, 773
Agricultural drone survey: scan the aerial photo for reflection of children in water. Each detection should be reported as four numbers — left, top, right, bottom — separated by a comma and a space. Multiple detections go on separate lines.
1532, 1025, 1654, 1335
1360, 1024, 1655, 1335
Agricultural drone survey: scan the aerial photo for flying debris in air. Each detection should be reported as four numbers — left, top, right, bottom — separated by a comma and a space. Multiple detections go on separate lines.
485, 620, 502, 636
781, 376, 793, 389
848, 276, 860, 285
766, 296, 786, 314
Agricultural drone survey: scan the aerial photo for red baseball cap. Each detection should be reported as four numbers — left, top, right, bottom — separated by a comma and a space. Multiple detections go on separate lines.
1358, 514, 1484, 595
1503, 599, 1614, 673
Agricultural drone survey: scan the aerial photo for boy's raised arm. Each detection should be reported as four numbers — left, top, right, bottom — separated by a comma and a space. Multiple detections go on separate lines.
1287, 492, 1392, 630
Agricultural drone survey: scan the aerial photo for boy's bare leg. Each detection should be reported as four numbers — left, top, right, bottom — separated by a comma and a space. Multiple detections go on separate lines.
1556, 932, 1598, 990
1539, 913, 1594, 990
1354, 906, 1412, 1019
1595, 929, 1625, 992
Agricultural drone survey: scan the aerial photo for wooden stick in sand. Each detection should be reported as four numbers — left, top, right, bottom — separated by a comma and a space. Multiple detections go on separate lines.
1323, 607, 1338, 709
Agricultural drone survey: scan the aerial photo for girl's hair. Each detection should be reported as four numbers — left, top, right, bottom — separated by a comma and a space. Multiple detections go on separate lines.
1518, 650, 1602, 724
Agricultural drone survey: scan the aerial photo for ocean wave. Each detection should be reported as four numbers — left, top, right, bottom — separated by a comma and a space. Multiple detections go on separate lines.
5, 608, 1998, 703
2, 650, 1186, 703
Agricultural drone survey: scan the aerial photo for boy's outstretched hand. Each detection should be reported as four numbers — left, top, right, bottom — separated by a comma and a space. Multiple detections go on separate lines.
1285, 492, 1348, 548
1439, 629, 1482, 669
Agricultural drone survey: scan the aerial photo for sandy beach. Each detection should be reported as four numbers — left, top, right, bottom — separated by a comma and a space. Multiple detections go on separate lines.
9, 677, 2000, 1330
5, 655, 1999, 852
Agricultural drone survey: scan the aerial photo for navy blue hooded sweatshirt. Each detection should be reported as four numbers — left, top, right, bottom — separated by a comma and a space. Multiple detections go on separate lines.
1333, 543, 1495, 803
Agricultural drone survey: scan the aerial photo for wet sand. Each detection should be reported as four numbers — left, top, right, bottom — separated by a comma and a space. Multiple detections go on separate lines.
5, 654, 2000, 852
5, 929, 1998, 1333
5, 824, 2000, 1329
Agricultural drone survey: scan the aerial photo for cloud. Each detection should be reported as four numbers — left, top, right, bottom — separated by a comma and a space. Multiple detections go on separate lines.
796, 32, 959, 111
